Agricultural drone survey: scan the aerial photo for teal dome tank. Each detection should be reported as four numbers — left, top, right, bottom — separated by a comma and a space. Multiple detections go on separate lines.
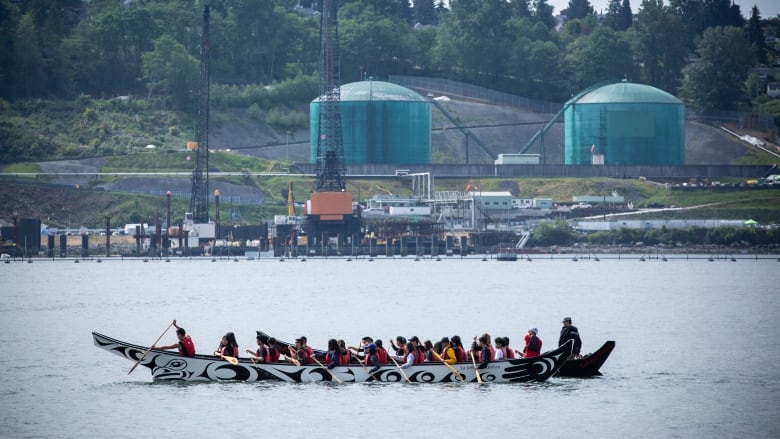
564, 82, 685, 165
310, 80, 431, 164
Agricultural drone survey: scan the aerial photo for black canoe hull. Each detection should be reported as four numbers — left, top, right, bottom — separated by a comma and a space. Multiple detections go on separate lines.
556, 340, 615, 378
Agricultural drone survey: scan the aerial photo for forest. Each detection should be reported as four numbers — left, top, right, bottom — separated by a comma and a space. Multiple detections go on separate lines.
1, 0, 779, 162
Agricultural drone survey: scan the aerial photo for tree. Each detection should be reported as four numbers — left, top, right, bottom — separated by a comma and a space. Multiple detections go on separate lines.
530, 219, 575, 246
703, 0, 743, 30
432, 0, 512, 85
618, 0, 634, 30
747, 6, 768, 64
13, 13, 46, 97
141, 35, 199, 110
680, 26, 755, 112
668, 0, 705, 48
0, 1, 20, 99
414, 0, 437, 25
510, 0, 532, 17
604, 0, 623, 29
339, 9, 415, 82
533, 0, 557, 30
564, 0, 595, 20
632, 0, 689, 92
565, 25, 635, 91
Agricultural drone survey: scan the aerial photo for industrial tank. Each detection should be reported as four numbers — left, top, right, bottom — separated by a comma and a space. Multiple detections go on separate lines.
310, 80, 431, 164
564, 81, 685, 165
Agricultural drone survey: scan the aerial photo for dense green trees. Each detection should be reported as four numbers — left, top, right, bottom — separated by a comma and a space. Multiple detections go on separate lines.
680, 26, 755, 112
632, 0, 688, 93
0, 0, 775, 117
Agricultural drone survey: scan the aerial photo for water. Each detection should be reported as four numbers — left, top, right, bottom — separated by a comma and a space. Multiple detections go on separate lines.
1, 256, 779, 438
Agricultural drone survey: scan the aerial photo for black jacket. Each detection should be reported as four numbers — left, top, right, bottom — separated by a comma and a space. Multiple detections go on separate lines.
559, 325, 582, 356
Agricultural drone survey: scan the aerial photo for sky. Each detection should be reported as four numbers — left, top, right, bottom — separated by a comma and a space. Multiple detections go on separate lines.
547, 0, 780, 19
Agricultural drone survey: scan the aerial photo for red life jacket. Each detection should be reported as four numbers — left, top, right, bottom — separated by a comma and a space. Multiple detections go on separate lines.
301, 346, 314, 364
525, 335, 542, 357
454, 345, 467, 362
377, 347, 388, 364
338, 350, 351, 365
221, 345, 238, 357
415, 347, 426, 364
179, 336, 195, 357
506, 346, 515, 359
269, 346, 281, 362
487, 344, 496, 360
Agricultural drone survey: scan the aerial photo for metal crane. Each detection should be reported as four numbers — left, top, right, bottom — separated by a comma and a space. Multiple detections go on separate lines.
190, 5, 211, 223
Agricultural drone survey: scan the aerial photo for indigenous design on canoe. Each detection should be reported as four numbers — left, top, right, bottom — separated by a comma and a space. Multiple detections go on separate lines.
93, 332, 574, 383
555, 340, 616, 378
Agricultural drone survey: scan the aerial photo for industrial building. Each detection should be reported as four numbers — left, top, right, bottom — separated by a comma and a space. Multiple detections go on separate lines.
309, 80, 431, 164
564, 81, 685, 165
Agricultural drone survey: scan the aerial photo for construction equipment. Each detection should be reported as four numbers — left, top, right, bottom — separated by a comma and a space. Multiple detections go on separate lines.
190, 5, 211, 223
302, 0, 361, 254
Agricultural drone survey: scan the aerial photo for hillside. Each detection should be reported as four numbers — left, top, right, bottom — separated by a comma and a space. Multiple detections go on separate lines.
3, 94, 780, 230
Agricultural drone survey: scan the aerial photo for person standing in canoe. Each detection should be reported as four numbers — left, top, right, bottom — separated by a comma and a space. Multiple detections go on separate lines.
218, 332, 239, 358
558, 317, 582, 359
152, 320, 195, 357
522, 328, 542, 358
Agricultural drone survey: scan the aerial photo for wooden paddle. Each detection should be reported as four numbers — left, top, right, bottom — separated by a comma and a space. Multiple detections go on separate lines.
245, 348, 261, 363
128, 321, 173, 374
214, 350, 239, 365
470, 350, 483, 384
431, 350, 464, 381
389, 355, 412, 383
313, 357, 343, 383
284, 346, 301, 367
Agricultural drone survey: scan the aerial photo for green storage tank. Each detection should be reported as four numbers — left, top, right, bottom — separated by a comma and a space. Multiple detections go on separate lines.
564, 82, 685, 165
310, 80, 431, 164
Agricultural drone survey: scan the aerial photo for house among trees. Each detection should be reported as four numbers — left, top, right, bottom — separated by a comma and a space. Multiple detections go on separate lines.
768, 82, 780, 99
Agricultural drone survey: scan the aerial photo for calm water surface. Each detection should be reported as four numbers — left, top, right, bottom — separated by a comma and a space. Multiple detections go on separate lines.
1, 256, 779, 438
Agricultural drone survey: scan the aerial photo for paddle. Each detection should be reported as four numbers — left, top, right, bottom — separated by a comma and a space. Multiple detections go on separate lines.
128, 321, 174, 374
470, 350, 483, 384
285, 346, 301, 366
389, 355, 412, 383
313, 357, 343, 383
245, 348, 261, 363
214, 350, 239, 365
430, 350, 464, 381
354, 352, 370, 368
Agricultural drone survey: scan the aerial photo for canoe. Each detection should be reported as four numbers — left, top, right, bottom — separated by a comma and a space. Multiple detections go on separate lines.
93, 331, 573, 383
555, 340, 615, 378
